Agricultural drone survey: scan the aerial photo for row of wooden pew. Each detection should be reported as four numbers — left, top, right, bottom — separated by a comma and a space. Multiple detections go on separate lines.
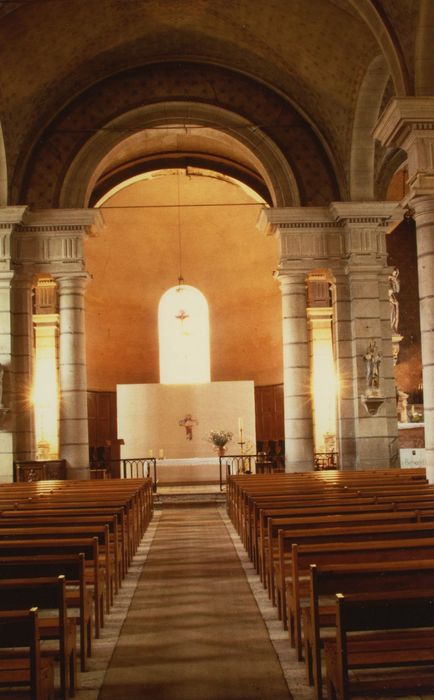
227, 467, 434, 699
0, 476, 153, 699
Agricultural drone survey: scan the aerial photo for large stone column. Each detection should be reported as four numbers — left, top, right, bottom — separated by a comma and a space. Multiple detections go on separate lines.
413, 196, 434, 476
374, 98, 434, 478
0, 206, 30, 480
258, 204, 399, 471
55, 274, 90, 480
277, 271, 314, 471
10, 273, 34, 462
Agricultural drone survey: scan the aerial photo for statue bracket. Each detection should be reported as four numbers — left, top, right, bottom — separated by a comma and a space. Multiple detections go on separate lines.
361, 393, 385, 416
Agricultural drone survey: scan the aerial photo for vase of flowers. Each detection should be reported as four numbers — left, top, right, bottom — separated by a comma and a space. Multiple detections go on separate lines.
207, 429, 233, 456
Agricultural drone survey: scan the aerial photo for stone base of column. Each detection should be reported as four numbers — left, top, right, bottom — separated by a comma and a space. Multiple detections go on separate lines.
284, 459, 314, 473
66, 465, 90, 481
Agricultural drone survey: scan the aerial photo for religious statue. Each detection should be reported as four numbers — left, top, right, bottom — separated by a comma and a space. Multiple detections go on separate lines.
388, 267, 400, 333
363, 341, 382, 391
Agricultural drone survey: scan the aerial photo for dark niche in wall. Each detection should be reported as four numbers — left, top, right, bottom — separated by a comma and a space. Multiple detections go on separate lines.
386, 216, 422, 399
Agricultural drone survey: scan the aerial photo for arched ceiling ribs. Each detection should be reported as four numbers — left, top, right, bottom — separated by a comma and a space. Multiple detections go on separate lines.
17, 62, 340, 209
350, 55, 390, 200
348, 0, 411, 96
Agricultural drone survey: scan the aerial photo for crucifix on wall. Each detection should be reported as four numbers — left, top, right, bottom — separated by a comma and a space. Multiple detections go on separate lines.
178, 414, 198, 440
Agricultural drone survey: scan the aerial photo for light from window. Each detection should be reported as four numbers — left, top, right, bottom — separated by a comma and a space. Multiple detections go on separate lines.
159, 283, 211, 383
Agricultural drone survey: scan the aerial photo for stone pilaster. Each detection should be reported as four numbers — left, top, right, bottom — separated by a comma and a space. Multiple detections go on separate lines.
55, 274, 90, 479
331, 202, 399, 469
277, 272, 314, 471
306, 278, 336, 456
332, 272, 357, 468
374, 98, 434, 478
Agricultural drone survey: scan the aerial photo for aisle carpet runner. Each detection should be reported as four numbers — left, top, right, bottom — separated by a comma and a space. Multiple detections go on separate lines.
98, 505, 292, 700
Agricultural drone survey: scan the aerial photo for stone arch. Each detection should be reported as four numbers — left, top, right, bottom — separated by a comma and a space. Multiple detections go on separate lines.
350, 55, 390, 200
415, 0, 434, 95
348, 0, 411, 95
60, 103, 299, 209
16, 62, 340, 209
0, 122, 7, 206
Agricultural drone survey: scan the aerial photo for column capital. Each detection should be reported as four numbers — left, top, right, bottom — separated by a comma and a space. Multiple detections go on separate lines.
22, 208, 105, 236
53, 271, 91, 284
0, 206, 28, 227
374, 97, 434, 197
0, 206, 28, 272
373, 97, 434, 149
11, 208, 104, 275
259, 204, 400, 273
330, 200, 401, 223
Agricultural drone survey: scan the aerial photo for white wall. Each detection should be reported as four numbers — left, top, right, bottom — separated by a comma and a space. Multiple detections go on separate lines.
117, 381, 256, 459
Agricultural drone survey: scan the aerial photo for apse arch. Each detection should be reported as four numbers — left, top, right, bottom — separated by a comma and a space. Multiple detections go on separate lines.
59, 103, 300, 209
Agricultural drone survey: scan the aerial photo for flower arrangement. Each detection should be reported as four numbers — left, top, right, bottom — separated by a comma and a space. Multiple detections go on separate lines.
207, 429, 233, 448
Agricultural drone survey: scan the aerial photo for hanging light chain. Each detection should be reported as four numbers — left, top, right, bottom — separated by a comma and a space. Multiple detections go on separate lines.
177, 170, 184, 284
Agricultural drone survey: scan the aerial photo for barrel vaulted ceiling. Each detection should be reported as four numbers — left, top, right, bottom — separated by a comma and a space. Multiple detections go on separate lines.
0, 0, 430, 207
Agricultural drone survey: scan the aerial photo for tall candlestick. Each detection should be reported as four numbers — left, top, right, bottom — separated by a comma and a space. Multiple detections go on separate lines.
148, 449, 153, 458
158, 448, 164, 459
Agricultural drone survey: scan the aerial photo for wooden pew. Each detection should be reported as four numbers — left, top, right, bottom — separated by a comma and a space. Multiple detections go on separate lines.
0, 607, 55, 700
227, 469, 427, 529
0, 538, 104, 639
0, 554, 91, 673
0, 524, 114, 612
272, 512, 434, 623
0, 514, 122, 594
324, 591, 434, 699
251, 496, 381, 570
0, 477, 151, 555
0, 576, 76, 699
303, 557, 434, 699
258, 501, 399, 585
2, 506, 129, 577
238, 478, 432, 549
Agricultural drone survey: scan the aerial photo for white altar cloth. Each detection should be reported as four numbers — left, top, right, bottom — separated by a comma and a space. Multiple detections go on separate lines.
156, 457, 221, 484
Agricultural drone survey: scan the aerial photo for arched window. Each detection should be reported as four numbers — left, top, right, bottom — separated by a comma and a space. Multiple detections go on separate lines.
158, 282, 211, 384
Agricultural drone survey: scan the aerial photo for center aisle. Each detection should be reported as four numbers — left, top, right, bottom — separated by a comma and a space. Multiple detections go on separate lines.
98, 505, 292, 700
